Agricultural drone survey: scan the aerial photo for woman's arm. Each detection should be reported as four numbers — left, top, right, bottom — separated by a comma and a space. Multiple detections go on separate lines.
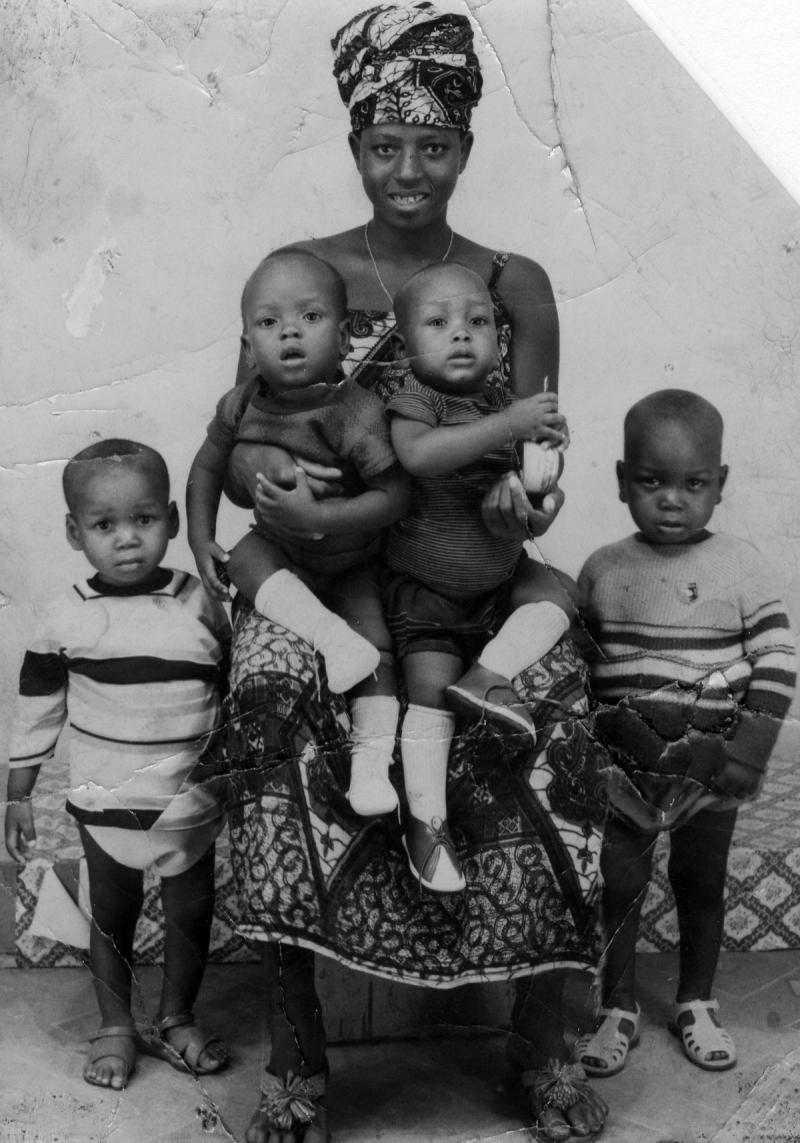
496, 254, 560, 397
391, 393, 564, 478
255, 464, 410, 537
187, 438, 232, 599
479, 254, 562, 538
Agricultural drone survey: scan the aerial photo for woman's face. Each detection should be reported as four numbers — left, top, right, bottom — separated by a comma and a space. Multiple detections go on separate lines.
350, 124, 473, 230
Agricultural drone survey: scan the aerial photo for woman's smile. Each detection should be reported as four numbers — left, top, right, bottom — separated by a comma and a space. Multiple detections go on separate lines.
351, 124, 473, 229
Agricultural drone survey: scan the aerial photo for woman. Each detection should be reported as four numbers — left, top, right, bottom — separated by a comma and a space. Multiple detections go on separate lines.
220, 5, 609, 1141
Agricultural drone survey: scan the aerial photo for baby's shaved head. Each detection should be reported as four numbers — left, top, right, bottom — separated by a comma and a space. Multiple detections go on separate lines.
624, 389, 723, 463
394, 262, 492, 335
240, 249, 348, 325
63, 439, 170, 513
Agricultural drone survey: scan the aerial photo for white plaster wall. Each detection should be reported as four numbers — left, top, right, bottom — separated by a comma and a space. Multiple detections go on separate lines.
628, 0, 800, 206
2, 0, 799, 756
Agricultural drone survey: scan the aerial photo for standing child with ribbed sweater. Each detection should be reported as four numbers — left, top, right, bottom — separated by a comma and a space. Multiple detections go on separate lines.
576, 390, 795, 1078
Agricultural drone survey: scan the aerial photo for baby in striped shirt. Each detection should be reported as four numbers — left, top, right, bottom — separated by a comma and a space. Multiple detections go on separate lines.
5, 440, 230, 1092
576, 390, 795, 1079
383, 261, 573, 894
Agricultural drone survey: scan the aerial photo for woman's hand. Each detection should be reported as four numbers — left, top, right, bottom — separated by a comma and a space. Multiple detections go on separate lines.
481, 473, 564, 540
192, 539, 231, 601
255, 469, 325, 538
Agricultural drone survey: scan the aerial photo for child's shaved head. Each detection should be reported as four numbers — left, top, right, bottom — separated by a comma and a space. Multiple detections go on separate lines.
63, 439, 170, 513
624, 390, 724, 463
240, 249, 348, 326
394, 262, 492, 335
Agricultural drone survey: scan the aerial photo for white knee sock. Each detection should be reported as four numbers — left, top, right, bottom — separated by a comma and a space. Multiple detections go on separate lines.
347, 695, 400, 816
400, 704, 456, 822
479, 601, 569, 679
254, 569, 379, 694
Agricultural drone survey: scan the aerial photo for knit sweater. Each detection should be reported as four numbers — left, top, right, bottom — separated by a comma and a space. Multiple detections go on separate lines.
8, 569, 230, 828
578, 533, 795, 777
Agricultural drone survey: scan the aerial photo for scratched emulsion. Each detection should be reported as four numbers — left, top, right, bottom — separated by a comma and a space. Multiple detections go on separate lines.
1, 1, 800, 1141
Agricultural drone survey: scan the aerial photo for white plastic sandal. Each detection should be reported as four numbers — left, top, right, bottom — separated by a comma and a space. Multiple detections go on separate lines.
574, 1004, 641, 1077
669, 999, 736, 1071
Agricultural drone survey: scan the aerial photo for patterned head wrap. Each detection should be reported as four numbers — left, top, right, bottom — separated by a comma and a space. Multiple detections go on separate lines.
332, 2, 483, 132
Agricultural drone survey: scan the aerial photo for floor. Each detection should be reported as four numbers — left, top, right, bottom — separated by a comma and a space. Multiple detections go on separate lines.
1, 950, 799, 1143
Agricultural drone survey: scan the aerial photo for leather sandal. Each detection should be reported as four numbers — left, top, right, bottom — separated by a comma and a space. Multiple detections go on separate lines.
84, 1025, 137, 1089
403, 814, 466, 894
522, 1060, 606, 1141
669, 999, 736, 1071
137, 1011, 228, 1075
245, 1070, 328, 1143
574, 1004, 641, 1077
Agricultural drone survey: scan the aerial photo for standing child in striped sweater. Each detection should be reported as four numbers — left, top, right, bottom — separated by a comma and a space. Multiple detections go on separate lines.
384, 262, 573, 894
576, 390, 795, 1076
5, 440, 230, 1092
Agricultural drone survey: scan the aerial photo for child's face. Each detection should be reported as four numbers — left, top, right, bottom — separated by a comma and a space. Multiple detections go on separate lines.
242, 260, 349, 396
66, 463, 178, 586
397, 272, 498, 396
617, 420, 728, 545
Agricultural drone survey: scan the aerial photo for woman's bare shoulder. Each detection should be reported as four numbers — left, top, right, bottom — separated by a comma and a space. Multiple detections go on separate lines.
450, 238, 552, 294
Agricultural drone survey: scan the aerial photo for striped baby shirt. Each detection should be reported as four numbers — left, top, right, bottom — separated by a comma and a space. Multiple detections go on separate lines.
385, 375, 521, 598
578, 533, 796, 776
8, 569, 230, 829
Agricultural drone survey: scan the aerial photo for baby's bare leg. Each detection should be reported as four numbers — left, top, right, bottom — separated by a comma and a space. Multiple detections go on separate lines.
225, 531, 290, 606
233, 542, 379, 695
445, 560, 569, 739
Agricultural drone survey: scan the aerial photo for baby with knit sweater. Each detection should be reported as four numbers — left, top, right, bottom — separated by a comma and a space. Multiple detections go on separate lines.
576, 389, 795, 1079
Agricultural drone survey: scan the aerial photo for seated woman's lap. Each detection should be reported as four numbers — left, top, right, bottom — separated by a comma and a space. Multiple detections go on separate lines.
222, 599, 607, 988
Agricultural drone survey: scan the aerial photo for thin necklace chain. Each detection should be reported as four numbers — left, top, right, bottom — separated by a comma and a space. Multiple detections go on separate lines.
364, 222, 455, 308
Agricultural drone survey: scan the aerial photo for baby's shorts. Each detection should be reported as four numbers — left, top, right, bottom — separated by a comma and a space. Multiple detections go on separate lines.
381, 568, 512, 662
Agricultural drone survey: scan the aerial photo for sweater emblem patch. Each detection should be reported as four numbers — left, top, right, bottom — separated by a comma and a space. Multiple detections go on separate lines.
677, 581, 698, 604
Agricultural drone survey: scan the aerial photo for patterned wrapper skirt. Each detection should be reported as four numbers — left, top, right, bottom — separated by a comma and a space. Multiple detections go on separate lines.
220, 600, 609, 987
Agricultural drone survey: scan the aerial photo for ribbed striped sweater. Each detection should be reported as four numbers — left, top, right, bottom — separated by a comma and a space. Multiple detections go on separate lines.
578, 533, 795, 774
8, 569, 230, 827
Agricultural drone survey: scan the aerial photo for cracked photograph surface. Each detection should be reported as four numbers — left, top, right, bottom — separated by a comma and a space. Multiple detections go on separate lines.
1, 1, 799, 1141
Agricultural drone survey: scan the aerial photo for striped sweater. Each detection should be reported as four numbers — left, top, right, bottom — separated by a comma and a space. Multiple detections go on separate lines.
578, 533, 795, 776
8, 569, 230, 828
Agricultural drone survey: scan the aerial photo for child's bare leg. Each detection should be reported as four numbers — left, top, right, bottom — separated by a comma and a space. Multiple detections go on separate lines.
227, 534, 379, 694
158, 844, 226, 1072
401, 652, 464, 893
599, 816, 655, 1010
246, 943, 329, 1143
331, 567, 399, 815
446, 559, 571, 738
666, 806, 737, 1068
79, 825, 142, 1089
573, 815, 653, 1078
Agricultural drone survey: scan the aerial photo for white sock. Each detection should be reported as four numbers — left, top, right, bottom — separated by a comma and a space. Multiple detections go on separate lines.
400, 704, 456, 822
254, 569, 379, 693
479, 601, 569, 679
347, 695, 400, 816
